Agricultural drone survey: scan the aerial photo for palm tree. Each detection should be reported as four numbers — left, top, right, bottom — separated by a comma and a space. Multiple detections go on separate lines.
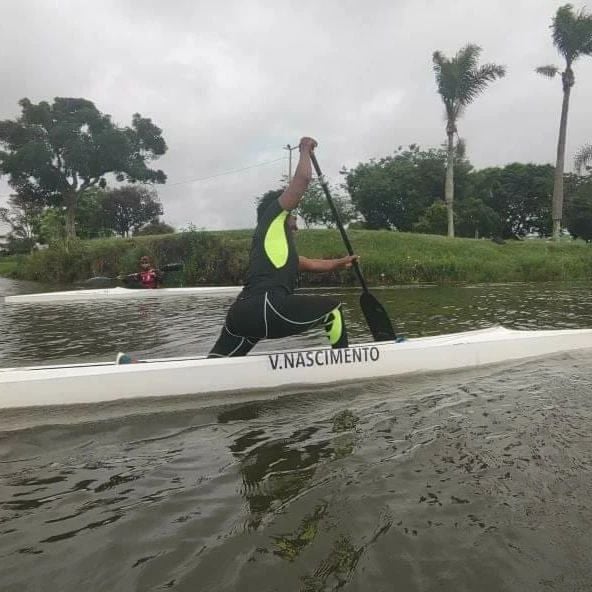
536, 4, 592, 240
433, 45, 506, 237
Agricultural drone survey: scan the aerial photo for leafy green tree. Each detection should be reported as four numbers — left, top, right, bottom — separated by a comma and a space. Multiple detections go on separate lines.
38, 208, 67, 246
413, 197, 500, 238
102, 185, 163, 237
341, 160, 395, 229
412, 201, 448, 235
433, 45, 505, 237
472, 163, 554, 237
565, 175, 592, 240
0, 191, 44, 243
536, 4, 592, 240
455, 197, 501, 238
0, 97, 167, 238
134, 220, 176, 235
298, 179, 355, 228
76, 188, 113, 239
343, 145, 472, 230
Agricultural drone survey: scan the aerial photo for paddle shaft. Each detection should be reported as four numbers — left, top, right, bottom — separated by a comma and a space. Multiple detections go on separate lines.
310, 151, 397, 341
310, 153, 369, 293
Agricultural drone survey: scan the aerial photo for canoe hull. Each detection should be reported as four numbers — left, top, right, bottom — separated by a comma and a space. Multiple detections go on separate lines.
3, 286, 243, 304
1, 327, 592, 409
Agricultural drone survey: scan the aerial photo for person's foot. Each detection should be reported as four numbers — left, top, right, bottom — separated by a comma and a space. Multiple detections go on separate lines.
116, 352, 138, 364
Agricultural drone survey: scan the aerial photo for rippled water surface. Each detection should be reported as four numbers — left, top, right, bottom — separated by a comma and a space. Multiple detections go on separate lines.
1, 278, 592, 591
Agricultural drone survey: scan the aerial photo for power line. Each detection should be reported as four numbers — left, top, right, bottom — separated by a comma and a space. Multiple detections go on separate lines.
167, 156, 288, 187
0, 155, 290, 197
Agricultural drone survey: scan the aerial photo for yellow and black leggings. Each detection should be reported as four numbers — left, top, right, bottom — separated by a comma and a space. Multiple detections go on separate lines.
208, 290, 348, 357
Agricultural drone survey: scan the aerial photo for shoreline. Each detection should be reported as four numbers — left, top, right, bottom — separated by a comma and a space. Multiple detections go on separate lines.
1, 229, 590, 287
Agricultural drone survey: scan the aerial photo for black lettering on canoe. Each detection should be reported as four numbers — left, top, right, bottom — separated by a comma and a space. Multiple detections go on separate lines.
269, 354, 280, 370
296, 352, 306, 368
330, 349, 343, 364
284, 353, 295, 369
306, 351, 315, 367
369, 347, 380, 361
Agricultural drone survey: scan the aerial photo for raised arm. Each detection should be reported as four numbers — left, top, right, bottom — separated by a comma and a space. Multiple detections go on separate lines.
278, 137, 317, 212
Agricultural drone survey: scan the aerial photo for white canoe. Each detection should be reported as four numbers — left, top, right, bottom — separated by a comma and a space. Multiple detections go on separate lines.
1, 326, 591, 409
3, 285, 243, 304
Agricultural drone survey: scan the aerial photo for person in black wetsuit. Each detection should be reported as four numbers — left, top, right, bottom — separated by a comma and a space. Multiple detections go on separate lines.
208, 137, 357, 358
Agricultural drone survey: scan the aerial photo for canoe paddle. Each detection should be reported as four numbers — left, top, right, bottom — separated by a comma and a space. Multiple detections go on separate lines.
310, 153, 397, 342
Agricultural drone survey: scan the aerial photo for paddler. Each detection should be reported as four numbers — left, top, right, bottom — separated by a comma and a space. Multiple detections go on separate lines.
208, 137, 358, 358
120, 255, 163, 289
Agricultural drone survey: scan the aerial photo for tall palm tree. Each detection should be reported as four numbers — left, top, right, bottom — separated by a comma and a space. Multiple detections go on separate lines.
433, 45, 506, 237
536, 4, 592, 240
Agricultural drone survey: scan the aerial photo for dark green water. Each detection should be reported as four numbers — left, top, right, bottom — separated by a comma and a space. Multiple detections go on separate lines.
1, 278, 592, 591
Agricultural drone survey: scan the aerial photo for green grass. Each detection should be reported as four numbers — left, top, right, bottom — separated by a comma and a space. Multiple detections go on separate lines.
296, 230, 592, 284
0, 255, 20, 277
2, 230, 592, 286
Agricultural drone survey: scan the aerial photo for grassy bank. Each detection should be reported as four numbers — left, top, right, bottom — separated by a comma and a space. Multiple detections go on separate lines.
2, 229, 592, 286
0, 256, 20, 277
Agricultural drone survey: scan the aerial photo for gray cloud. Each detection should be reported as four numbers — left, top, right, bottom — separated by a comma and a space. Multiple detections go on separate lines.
1, 0, 591, 230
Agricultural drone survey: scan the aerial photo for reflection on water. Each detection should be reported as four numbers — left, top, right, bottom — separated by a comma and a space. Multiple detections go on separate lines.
2, 278, 592, 590
2, 361, 592, 591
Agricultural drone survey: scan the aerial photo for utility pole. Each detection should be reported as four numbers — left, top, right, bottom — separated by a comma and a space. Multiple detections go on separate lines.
284, 144, 298, 181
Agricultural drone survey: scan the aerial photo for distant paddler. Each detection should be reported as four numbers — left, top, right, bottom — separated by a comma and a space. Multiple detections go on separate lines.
85, 257, 183, 288
120, 255, 163, 289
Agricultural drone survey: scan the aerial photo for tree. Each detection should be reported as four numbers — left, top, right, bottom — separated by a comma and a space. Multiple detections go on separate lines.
298, 179, 355, 228
412, 201, 448, 235
343, 145, 473, 230
76, 188, 113, 239
536, 4, 592, 240
0, 191, 45, 243
38, 208, 67, 246
565, 175, 592, 240
432, 44, 506, 237
472, 163, 554, 237
0, 97, 167, 238
412, 197, 500, 238
455, 197, 501, 238
102, 185, 163, 237
134, 220, 176, 235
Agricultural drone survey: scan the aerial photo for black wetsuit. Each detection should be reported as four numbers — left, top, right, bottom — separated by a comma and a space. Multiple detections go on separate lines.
208, 199, 348, 357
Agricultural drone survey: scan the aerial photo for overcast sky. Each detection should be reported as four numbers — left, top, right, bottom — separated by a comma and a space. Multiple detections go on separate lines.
1, 0, 592, 230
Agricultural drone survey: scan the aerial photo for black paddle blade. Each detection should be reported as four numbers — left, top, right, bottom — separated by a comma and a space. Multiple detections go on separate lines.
360, 291, 397, 342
